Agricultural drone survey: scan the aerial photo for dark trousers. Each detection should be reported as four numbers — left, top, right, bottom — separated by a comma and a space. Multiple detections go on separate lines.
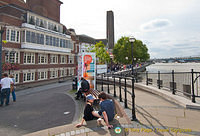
76, 88, 83, 98
1, 88, 10, 105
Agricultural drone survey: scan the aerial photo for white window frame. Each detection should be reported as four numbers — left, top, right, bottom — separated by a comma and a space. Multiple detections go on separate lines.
24, 52, 35, 64
6, 29, 20, 43
5, 51, 20, 63
38, 54, 47, 64
50, 55, 58, 64
38, 71, 48, 80
50, 70, 58, 79
23, 72, 35, 82
68, 56, 74, 64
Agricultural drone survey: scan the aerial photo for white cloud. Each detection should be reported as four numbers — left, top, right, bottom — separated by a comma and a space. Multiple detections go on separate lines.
140, 19, 172, 32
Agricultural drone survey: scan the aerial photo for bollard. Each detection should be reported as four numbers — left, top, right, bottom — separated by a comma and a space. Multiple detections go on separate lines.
158, 71, 161, 89
124, 77, 128, 108
114, 75, 116, 97
119, 73, 122, 102
131, 76, 137, 121
172, 70, 175, 95
146, 71, 148, 86
191, 69, 196, 103
107, 75, 110, 94
101, 74, 104, 91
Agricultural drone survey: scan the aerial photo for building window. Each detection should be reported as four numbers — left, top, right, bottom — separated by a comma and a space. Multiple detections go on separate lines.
26, 31, 44, 45
50, 55, 58, 64
6, 29, 20, 43
38, 71, 47, 80
24, 52, 35, 64
23, 72, 35, 82
60, 55, 66, 64
69, 68, 74, 76
50, 70, 58, 78
5, 51, 19, 63
60, 69, 65, 77
38, 54, 47, 64
14, 73, 19, 83
68, 56, 74, 64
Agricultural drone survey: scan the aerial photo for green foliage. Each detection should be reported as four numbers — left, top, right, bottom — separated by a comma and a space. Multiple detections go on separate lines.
113, 36, 150, 64
88, 41, 110, 64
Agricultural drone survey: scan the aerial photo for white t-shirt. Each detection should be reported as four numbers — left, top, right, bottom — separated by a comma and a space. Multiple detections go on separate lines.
0, 77, 13, 89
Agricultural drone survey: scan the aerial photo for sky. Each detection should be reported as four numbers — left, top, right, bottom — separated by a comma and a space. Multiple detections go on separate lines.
60, 0, 200, 59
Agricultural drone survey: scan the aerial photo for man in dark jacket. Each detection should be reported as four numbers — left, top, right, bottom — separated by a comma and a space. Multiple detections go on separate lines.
75, 77, 90, 100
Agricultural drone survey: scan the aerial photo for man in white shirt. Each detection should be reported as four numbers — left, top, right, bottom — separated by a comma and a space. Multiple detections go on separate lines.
0, 73, 13, 106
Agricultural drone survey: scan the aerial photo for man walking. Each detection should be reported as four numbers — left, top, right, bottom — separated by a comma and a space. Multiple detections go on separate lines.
0, 73, 13, 106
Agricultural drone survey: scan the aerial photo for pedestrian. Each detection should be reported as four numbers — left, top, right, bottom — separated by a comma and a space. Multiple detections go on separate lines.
75, 77, 90, 100
0, 73, 13, 106
9, 75, 16, 102
75, 94, 102, 127
98, 92, 115, 129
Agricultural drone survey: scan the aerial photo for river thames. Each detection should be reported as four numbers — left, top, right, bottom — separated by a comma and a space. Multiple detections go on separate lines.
146, 63, 200, 73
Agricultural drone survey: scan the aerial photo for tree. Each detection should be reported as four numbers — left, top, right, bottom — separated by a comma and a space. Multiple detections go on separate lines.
88, 41, 110, 64
113, 36, 150, 64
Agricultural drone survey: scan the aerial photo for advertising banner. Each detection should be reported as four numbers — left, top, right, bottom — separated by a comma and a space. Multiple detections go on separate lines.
97, 64, 107, 74
77, 53, 96, 90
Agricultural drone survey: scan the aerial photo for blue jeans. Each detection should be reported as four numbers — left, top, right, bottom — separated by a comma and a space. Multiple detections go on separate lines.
11, 89, 16, 101
1, 88, 10, 105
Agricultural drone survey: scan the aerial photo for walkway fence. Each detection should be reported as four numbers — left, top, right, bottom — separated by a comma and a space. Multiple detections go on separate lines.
137, 69, 200, 103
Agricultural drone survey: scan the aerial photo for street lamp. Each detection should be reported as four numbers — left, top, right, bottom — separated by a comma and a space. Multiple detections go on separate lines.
129, 36, 137, 121
129, 37, 136, 75
0, 26, 5, 79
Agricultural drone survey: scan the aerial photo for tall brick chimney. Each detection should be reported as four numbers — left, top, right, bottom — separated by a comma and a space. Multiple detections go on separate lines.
26, 0, 63, 22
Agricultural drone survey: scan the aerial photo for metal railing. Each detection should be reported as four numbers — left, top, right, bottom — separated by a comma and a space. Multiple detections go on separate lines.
137, 69, 200, 103
96, 73, 137, 121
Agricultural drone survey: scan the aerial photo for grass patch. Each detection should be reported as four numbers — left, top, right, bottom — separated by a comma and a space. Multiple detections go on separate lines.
69, 89, 77, 94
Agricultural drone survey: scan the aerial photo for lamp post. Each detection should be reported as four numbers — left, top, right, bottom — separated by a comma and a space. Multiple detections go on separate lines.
0, 26, 5, 79
129, 37, 136, 75
129, 36, 137, 121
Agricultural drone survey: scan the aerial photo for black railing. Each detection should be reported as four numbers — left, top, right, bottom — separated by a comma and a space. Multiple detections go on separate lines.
97, 73, 137, 121
137, 69, 200, 103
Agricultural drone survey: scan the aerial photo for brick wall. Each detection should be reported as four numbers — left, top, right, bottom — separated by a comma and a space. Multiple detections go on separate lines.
26, 0, 62, 22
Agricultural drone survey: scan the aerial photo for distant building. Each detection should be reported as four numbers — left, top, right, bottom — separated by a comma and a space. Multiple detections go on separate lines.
0, 0, 78, 89
106, 11, 114, 49
78, 34, 107, 53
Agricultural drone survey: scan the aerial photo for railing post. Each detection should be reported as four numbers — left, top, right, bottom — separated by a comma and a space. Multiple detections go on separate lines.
172, 70, 175, 95
119, 74, 122, 102
135, 72, 138, 83
101, 74, 104, 91
131, 76, 137, 121
158, 71, 161, 89
146, 71, 148, 86
107, 75, 110, 94
191, 69, 196, 103
124, 77, 128, 108
113, 75, 116, 97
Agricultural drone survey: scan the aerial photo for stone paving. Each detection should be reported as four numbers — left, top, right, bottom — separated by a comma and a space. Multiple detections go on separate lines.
24, 81, 200, 136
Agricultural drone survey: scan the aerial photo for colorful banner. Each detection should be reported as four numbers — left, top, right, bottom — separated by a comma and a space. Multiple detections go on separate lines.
77, 53, 96, 90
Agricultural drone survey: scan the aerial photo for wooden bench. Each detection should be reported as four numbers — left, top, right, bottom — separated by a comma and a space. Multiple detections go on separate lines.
82, 89, 101, 105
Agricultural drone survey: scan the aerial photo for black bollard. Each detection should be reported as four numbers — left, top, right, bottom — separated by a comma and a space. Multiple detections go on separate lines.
124, 77, 128, 108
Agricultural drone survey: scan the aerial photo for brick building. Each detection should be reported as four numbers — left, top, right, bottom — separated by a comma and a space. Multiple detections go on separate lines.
0, 0, 78, 88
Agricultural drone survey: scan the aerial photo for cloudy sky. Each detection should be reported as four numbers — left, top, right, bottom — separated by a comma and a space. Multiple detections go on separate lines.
60, 0, 200, 58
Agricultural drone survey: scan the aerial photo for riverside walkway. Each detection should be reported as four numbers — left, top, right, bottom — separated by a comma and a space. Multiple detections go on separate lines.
24, 79, 200, 136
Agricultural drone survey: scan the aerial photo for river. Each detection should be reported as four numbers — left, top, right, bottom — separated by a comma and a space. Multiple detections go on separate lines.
146, 63, 200, 73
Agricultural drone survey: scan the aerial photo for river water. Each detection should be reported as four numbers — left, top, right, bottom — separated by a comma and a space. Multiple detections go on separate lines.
146, 63, 200, 73
141, 63, 200, 103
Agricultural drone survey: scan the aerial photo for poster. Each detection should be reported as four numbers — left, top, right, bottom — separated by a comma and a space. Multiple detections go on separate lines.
77, 53, 96, 90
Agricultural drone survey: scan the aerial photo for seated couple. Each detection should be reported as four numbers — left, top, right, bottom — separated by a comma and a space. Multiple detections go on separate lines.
76, 92, 114, 129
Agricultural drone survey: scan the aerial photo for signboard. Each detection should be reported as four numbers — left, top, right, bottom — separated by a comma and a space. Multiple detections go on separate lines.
97, 64, 107, 74
77, 53, 96, 90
